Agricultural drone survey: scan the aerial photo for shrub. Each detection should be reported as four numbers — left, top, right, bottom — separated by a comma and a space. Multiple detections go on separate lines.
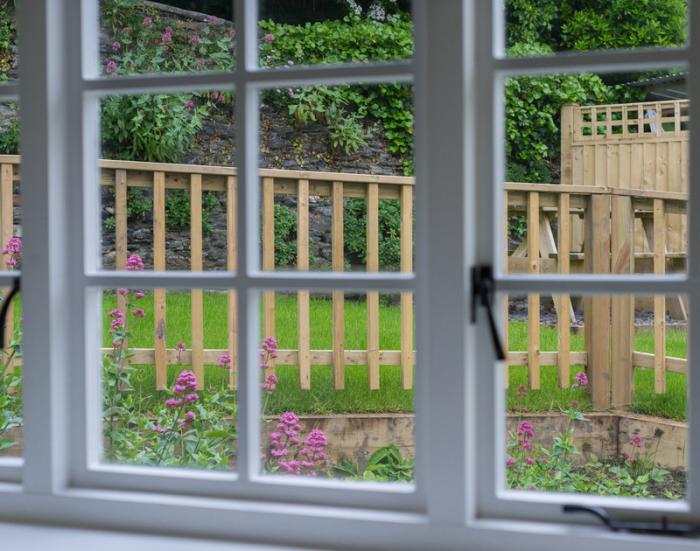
272, 204, 297, 267
101, 94, 205, 163
0, 108, 18, 154
344, 198, 401, 269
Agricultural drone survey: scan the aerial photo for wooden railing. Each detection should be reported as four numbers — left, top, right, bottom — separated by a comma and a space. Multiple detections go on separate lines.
0, 155, 415, 392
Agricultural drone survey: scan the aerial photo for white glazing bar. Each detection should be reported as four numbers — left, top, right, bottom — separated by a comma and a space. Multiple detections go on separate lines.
232, 0, 253, 488
496, 274, 689, 295
685, 0, 700, 517
83, 271, 415, 291
493, 47, 689, 75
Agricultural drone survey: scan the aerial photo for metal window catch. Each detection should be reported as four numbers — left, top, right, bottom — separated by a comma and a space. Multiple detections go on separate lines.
0, 276, 20, 350
470, 265, 505, 361
563, 505, 700, 537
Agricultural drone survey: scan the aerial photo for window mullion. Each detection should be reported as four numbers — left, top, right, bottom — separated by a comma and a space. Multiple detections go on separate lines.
17, 0, 77, 494
413, 0, 469, 524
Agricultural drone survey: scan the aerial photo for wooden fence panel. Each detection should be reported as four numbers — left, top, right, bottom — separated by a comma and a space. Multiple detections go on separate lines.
297, 179, 311, 389
1, 163, 14, 374
332, 181, 345, 390
400, 184, 413, 390
190, 174, 204, 389
527, 192, 541, 389
153, 171, 167, 390
557, 192, 571, 388
262, 177, 276, 376
653, 198, 667, 393
367, 183, 380, 390
226, 175, 238, 388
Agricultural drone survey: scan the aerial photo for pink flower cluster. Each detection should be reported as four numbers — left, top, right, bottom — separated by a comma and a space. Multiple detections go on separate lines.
217, 353, 232, 369
262, 374, 278, 392
105, 59, 118, 75
630, 435, 643, 448
516, 420, 535, 451
572, 371, 588, 388
125, 254, 145, 271
165, 370, 199, 408
2, 236, 21, 269
268, 413, 327, 476
260, 336, 278, 370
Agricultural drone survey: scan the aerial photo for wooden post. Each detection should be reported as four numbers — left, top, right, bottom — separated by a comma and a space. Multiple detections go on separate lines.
297, 179, 311, 389
584, 194, 611, 410
503, 191, 509, 389
190, 174, 204, 389
332, 181, 345, 390
153, 171, 167, 390
557, 193, 571, 388
226, 176, 238, 388
610, 195, 634, 407
367, 183, 380, 390
653, 198, 667, 393
262, 177, 276, 376
0, 164, 14, 373
527, 192, 541, 389
114, 169, 129, 385
400, 184, 413, 390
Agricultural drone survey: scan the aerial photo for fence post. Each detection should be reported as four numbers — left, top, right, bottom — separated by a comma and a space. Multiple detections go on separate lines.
527, 192, 541, 389
226, 176, 238, 388
0, 163, 14, 375
262, 177, 276, 376
610, 195, 634, 407
584, 193, 611, 410
153, 171, 168, 390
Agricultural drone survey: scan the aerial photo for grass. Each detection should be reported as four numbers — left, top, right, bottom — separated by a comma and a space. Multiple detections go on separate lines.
98, 292, 689, 420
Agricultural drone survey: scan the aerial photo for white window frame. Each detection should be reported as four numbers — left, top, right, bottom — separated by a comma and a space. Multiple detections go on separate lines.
1, 1, 699, 550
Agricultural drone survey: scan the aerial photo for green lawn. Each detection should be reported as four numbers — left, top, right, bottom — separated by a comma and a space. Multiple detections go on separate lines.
99, 292, 688, 420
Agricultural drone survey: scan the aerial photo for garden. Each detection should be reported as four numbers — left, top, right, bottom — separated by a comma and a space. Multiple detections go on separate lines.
0, 0, 693, 496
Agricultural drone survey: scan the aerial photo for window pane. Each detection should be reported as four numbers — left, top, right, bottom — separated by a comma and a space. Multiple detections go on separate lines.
504, 2, 687, 57
100, 288, 238, 470
502, 292, 688, 500
502, 70, 688, 277
259, 291, 415, 482
259, 83, 414, 273
0, 3, 17, 82
99, 90, 235, 272
258, 0, 412, 68
99, 1, 235, 76
0, 105, 20, 459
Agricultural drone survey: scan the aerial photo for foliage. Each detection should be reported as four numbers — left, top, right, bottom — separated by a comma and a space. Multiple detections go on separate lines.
0, 3, 16, 80
165, 189, 219, 235
259, 18, 413, 168
101, 94, 205, 164
0, 107, 18, 155
506, 404, 679, 498
344, 198, 402, 269
0, 326, 22, 455
505, 0, 688, 52
505, 43, 611, 183
272, 204, 298, 267
334, 443, 414, 482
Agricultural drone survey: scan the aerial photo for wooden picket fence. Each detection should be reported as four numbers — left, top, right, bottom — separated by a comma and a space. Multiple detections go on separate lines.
0, 156, 416, 392
0, 99, 690, 406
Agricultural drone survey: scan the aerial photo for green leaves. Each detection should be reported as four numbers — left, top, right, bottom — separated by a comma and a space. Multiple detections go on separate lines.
334, 444, 414, 482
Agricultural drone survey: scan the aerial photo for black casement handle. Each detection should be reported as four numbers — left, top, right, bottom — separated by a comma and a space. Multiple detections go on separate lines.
563, 505, 700, 537
0, 276, 19, 349
470, 265, 505, 361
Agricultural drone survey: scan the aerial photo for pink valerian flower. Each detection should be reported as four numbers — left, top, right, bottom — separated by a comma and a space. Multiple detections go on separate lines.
135, 291, 145, 299
111, 338, 122, 348
125, 254, 145, 271
108, 309, 123, 318
111, 41, 121, 52
184, 393, 199, 404
262, 374, 278, 392
525, 457, 535, 465
217, 353, 232, 369
131, 308, 145, 318
117, 288, 129, 296
153, 424, 169, 433
191, 33, 201, 45
176, 341, 186, 363
165, 398, 183, 408
105, 59, 118, 74
143, 16, 153, 27
208, 15, 218, 24
174, 370, 197, 392
506, 456, 517, 466
630, 435, 643, 448
260, 336, 278, 370
110, 316, 125, 332
572, 371, 588, 388
264, 33, 274, 43
2, 236, 21, 269
266, 414, 327, 476
516, 420, 535, 451
515, 384, 527, 399
161, 31, 173, 44
184, 99, 195, 111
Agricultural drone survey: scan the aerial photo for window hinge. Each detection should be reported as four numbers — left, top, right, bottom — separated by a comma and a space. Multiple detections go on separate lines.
470, 264, 505, 360
0, 275, 20, 349
563, 505, 700, 538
